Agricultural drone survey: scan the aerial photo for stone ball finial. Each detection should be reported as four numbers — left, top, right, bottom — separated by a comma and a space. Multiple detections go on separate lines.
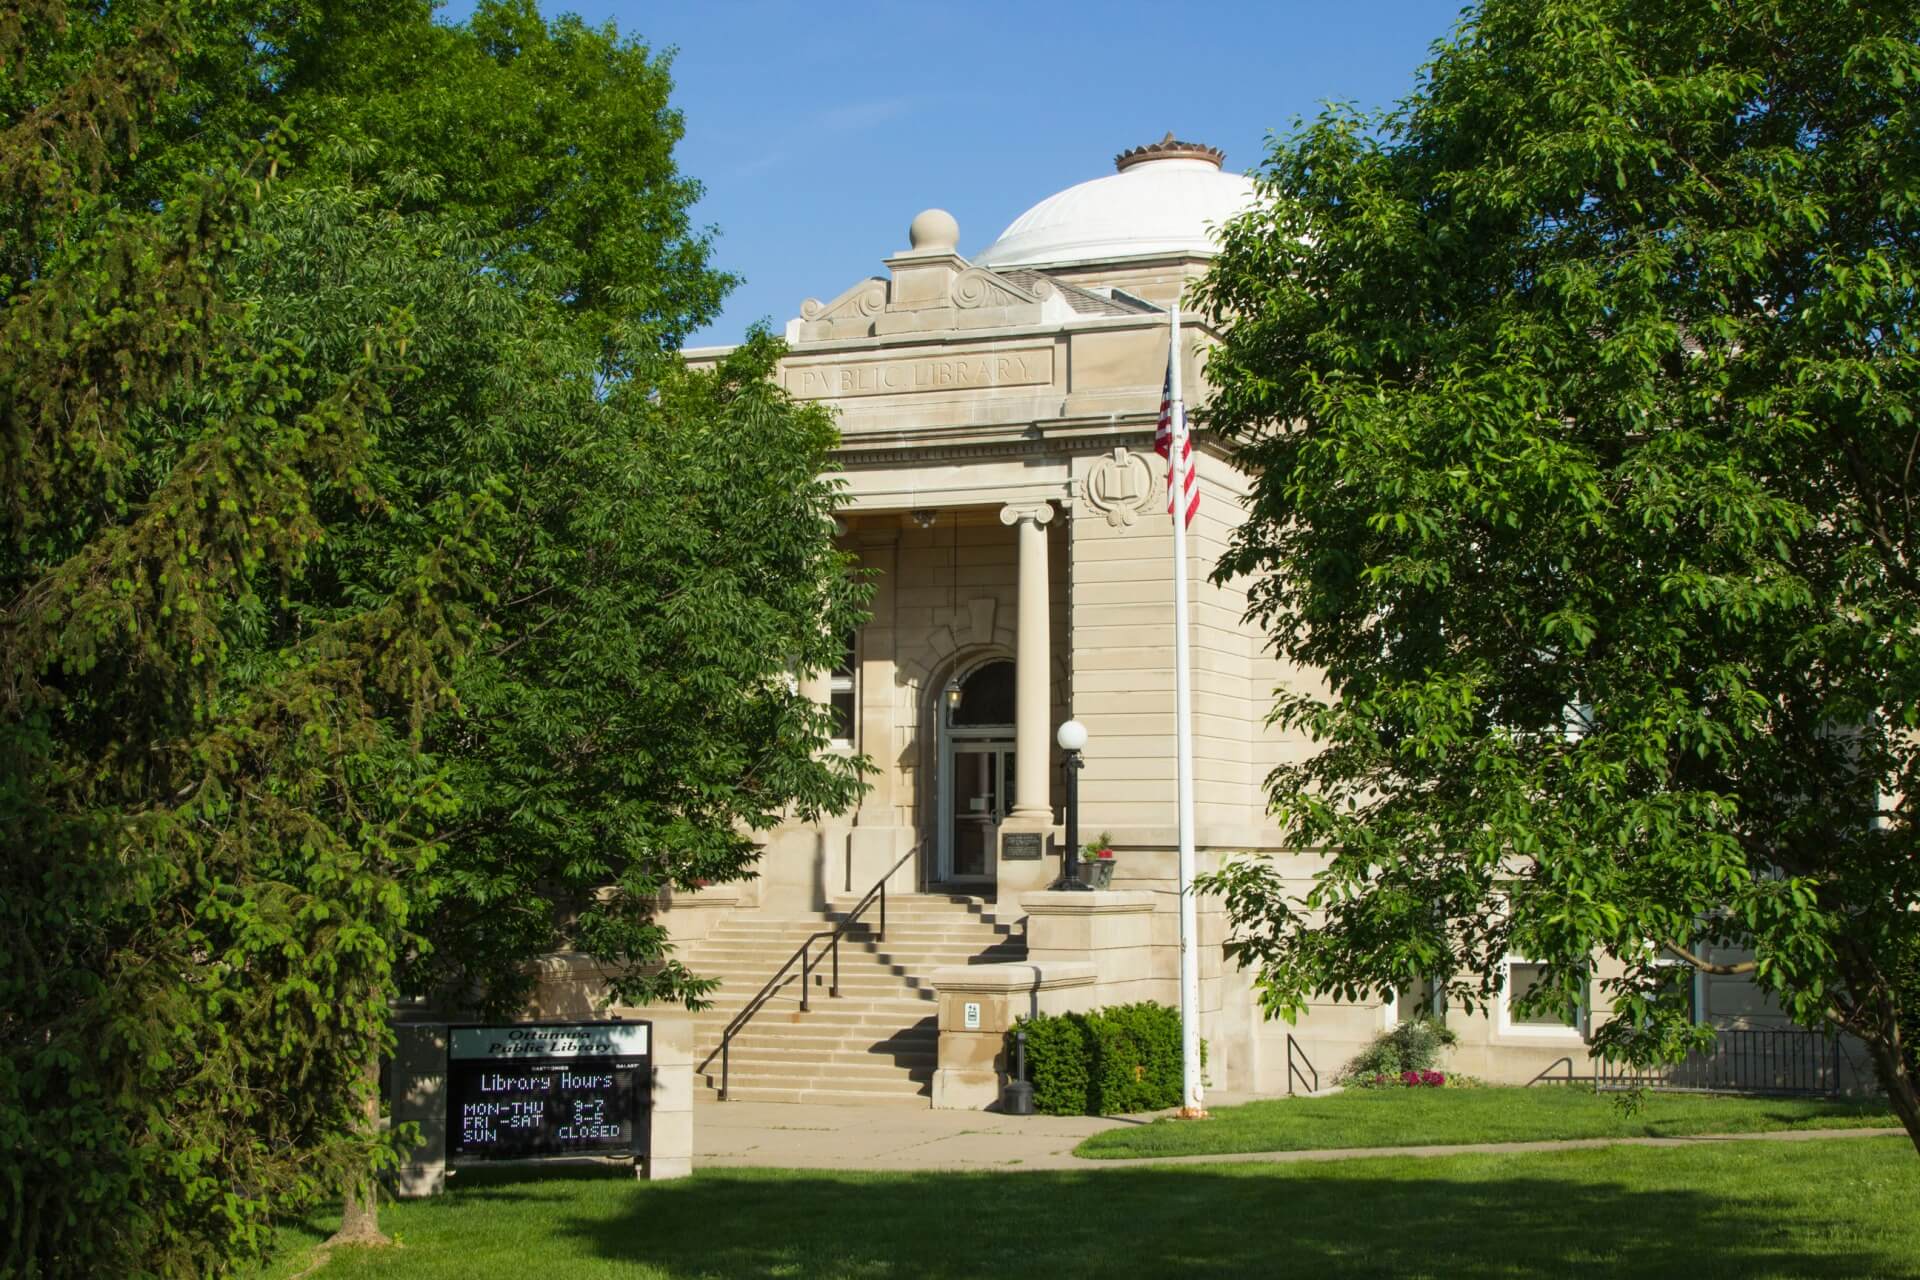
908, 208, 960, 253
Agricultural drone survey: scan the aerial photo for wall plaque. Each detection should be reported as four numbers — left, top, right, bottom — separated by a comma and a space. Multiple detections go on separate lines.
446, 1020, 650, 1163
1001, 831, 1044, 861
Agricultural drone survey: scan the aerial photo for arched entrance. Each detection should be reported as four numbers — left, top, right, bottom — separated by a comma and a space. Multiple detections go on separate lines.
936, 659, 1015, 887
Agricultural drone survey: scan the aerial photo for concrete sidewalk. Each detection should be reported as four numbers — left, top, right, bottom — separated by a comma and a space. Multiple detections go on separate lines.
691, 1096, 1907, 1173
694, 1097, 1124, 1172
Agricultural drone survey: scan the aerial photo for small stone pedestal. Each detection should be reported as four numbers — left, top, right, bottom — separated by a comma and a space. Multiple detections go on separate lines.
928, 962, 1097, 1109
390, 1023, 448, 1198
640, 1011, 694, 1181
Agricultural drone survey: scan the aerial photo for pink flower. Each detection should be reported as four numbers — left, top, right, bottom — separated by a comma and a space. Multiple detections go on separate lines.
1096, 848, 1114, 859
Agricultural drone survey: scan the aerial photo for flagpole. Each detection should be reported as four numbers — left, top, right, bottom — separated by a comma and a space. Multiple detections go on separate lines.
1167, 305, 1205, 1118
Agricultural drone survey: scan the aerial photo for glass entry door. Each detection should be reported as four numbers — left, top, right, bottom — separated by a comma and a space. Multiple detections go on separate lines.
946, 743, 1013, 883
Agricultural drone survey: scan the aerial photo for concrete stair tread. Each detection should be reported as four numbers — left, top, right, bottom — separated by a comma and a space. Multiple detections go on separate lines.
691, 995, 939, 1013
704, 1059, 933, 1077
700, 1085, 934, 1107
712, 1043, 935, 1059
710, 1070, 933, 1090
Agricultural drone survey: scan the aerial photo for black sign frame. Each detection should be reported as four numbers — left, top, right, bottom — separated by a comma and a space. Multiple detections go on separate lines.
445, 1019, 652, 1165
1002, 831, 1045, 860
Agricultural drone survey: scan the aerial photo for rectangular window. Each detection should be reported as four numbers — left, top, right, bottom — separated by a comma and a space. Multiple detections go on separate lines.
1394, 977, 1446, 1026
1501, 958, 1587, 1036
828, 629, 857, 745
1651, 950, 1703, 1025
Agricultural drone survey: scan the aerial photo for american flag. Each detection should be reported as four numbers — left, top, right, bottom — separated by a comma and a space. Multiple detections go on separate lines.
1155, 353, 1199, 526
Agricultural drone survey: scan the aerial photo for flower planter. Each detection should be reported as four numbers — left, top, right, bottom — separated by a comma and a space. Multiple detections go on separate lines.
1079, 858, 1117, 890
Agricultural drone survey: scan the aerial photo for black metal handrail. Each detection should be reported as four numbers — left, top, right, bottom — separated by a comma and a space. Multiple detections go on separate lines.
1528, 1055, 1578, 1086
704, 843, 920, 1101
1286, 1033, 1319, 1096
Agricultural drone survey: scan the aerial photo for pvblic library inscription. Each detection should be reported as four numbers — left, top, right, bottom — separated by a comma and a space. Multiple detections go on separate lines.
446, 1021, 649, 1161
785, 347, 1052, 400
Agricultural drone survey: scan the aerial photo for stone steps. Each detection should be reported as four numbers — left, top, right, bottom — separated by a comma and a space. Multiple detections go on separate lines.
695, 949, 1022, 971
684, 894, 1023, 1105
705, 1081, 935, 1107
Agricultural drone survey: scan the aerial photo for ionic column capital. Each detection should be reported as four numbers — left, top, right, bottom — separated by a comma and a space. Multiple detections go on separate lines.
999, 501, 1056, 528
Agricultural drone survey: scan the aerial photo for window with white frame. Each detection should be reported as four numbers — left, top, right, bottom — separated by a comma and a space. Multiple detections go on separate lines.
1650, 948, 1704, 1026
1384, 977, 1447, 1028
1499, 957, 1588, 1037
828, 629, 857, 746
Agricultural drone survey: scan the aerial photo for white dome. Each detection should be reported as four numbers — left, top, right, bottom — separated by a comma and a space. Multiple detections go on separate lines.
974, 141, 1255, 269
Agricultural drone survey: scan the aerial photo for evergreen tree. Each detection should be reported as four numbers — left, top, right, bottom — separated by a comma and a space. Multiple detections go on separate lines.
1, 4, 488, 1274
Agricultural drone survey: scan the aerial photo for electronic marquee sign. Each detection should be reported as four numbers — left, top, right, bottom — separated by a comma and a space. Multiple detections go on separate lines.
446, 1020, 651, 1163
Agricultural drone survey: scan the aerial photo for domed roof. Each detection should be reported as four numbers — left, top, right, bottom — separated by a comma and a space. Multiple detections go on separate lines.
973, 135, 1255, 269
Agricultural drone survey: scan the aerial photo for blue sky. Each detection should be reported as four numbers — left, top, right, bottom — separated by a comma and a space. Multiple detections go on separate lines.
441, 1, 1470, 347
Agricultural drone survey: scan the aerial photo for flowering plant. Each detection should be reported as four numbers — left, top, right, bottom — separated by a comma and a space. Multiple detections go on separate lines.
1336, 1016, 1458, 1087
1084, 832, 1116, 860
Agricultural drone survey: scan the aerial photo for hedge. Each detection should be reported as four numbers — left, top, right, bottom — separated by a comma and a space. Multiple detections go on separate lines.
1010, 1003, 1204, 1116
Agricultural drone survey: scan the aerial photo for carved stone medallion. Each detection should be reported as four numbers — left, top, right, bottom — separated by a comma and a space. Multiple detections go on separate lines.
1083, 446, 1157, 527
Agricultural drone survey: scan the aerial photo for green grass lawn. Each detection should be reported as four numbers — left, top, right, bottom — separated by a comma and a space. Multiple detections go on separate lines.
1074, 1085, 1900, 1160
260, 1137, 1920, 1279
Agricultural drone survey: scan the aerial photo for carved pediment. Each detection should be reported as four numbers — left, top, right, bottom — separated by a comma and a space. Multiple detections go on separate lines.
951, 268, 1040, 311
801, 277, 888, 325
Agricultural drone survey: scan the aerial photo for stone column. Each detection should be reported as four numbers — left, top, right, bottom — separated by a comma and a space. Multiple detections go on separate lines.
390, 1022, 448, 1197
999, 501, 1055, 822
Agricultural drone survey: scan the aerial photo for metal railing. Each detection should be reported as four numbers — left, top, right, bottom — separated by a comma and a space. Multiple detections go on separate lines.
1528, 1056, 1577, 1086
1286, 1033, 1319, 1096
1527, 1029, 1844, 1096
703, 844, 920, 1101
1596, 1028, 1842, 1096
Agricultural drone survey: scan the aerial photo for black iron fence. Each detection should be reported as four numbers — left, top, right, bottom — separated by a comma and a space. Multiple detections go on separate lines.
1568, 1028, 1844, 1096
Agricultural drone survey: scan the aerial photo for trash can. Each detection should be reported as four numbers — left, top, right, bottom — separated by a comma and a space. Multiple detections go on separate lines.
1001, 1030, 1035, 1114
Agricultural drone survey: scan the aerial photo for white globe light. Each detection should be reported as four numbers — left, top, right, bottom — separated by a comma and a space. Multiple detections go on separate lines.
1056, 719, 1088, 752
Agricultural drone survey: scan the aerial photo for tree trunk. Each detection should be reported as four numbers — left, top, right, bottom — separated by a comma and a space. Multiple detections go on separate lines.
1858, 1004, 1920, 1158
325, 1053, 392, 1249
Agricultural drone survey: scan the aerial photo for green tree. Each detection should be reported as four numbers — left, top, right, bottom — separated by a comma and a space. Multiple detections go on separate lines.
234, 1, 867, 1023
3, 1, 866, 1271
0, 4, 490, 1275
228, 4, 868, 1243
1195, 0, 1920, 1153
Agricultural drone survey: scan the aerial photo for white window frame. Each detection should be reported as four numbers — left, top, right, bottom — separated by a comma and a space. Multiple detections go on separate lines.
1650, 947, 1706, 1027
828, 629, 857, 748
1382, 978, 1446, 1030
1497, 955, 1589, 1039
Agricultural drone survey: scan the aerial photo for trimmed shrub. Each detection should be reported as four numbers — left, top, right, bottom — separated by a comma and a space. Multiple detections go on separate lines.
1339, 1017, 1460, 1087
1018, 1008, 1092, 1115
1012, 1003, 1204, 1115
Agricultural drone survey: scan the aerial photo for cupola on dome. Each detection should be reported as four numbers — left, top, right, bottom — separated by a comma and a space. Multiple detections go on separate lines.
973, 134, 1255, 269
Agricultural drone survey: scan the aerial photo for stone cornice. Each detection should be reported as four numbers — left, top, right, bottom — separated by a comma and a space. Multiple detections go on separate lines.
690, 307, 1223, 365
833, 422, 1231, 470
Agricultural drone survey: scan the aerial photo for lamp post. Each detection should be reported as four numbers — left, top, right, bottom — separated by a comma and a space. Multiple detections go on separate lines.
1056, 719, 1089, 891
